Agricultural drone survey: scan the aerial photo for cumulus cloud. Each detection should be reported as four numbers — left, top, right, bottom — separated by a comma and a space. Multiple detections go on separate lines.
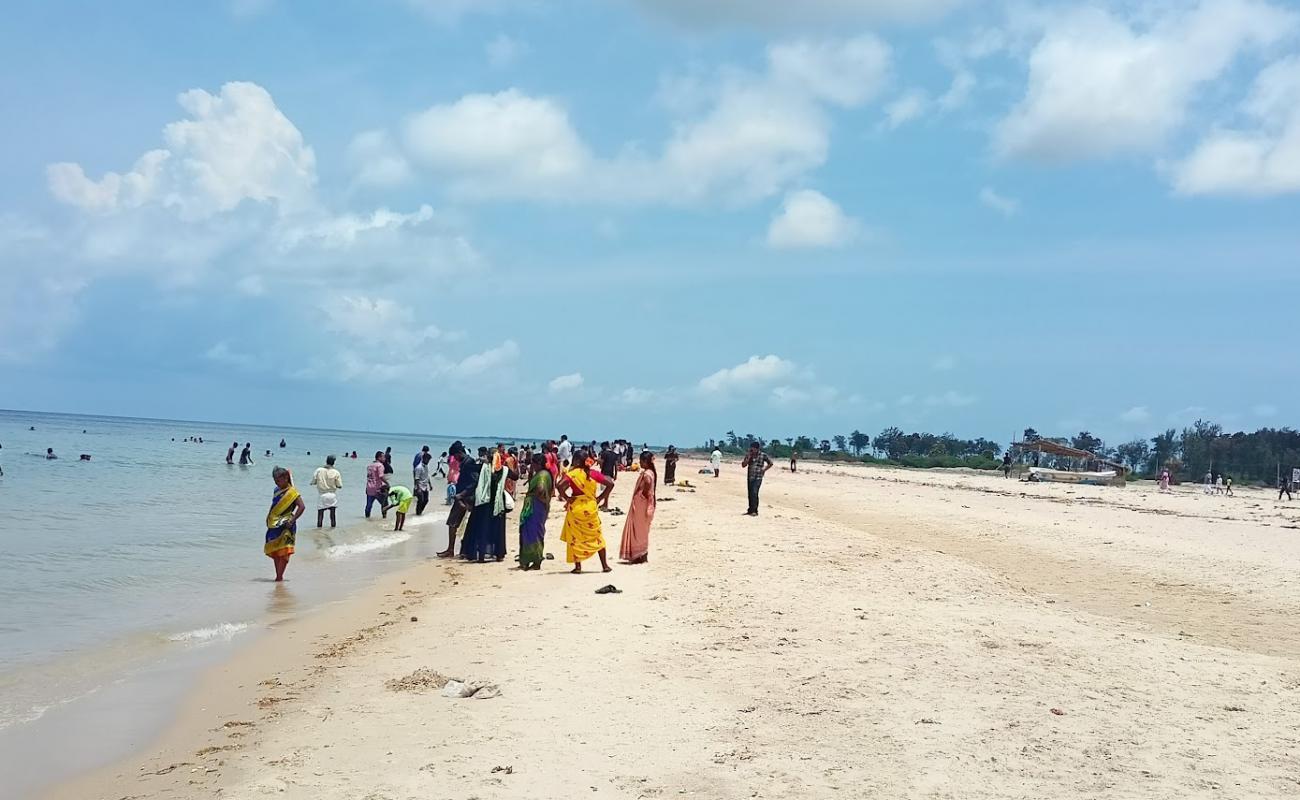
387, 36, 890, 206
698, 355, 797, 395
766, 189, 859, 248
882, 90, 928, 129
1174, 55, 1300, 195
978, 186, 1019, 216
1120, 405, 1152, 423
996, 1, 1296, 161
548, 372, 584, 393
633, 0, 966, 29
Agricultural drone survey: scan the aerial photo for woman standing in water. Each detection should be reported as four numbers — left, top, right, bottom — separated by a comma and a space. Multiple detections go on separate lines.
556, 448, 615, 574
518, 452, 553, 570
264, 467, 305, 582
619, 451, 658, 564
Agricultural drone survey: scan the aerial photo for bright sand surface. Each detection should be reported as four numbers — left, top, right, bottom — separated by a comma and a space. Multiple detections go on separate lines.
44, 459, 1300, 799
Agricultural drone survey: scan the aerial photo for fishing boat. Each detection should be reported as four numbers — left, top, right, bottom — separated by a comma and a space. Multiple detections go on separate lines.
1027, 467, 1119, 486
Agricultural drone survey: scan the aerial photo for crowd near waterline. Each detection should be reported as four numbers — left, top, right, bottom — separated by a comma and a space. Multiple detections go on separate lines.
256, 436, 774, 582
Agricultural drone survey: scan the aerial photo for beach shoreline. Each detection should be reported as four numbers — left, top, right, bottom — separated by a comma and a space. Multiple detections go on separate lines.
41, 457, 1300, 799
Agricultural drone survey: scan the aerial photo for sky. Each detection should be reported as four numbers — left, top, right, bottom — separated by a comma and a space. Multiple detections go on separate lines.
1, 0, 1297, 446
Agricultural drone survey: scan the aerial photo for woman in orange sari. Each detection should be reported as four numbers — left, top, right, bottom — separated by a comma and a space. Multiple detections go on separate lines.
619, 451, 657, 564
556, 448, 615, 574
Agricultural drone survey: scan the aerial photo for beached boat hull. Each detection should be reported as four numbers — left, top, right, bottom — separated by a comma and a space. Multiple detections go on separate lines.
1028, 467, 1121, 486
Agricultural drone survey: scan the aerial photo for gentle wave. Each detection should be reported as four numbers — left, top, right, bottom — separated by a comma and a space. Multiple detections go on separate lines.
167, 622, 251, 643
324, 532, 412, 559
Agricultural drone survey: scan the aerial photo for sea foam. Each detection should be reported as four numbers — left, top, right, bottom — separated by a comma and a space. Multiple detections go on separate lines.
324, 532, 412, 559
167, 622, 251, 643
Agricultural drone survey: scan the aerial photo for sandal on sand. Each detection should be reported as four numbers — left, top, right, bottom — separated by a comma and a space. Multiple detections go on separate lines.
595, 584, 622, 595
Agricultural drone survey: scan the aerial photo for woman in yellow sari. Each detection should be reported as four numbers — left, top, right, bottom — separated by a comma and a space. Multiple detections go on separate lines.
556, 448, 615, 574
264, 467, 306, 582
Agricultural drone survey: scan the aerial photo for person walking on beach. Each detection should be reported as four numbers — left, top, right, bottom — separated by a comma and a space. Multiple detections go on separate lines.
310, 455, 343, 528
387, 484, 414, 532
239, 443, 254, 466
790, 449, 800, 473
1159, 468, 1171, 492
1280, 475, 1293, 502
741, 441, 774, 517
664, 445, 679, 485
557, 435, 573, 469
619, 451, 657, 564
227, 441, 238, 464
1225, 476, 1234, 497
711, 446, 722, 478
557, 448, 615, 574
518, 452, 553, 571
434, 451, 448, 480
366, 451, 389, 519
1002, 452, 1013, 478
413, 452, 433, 516
598, 442, 619, 510
264, 467, 305, 582
439, 444, 479, 558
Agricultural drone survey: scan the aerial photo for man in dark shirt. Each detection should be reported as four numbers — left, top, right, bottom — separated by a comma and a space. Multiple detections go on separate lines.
598, 441, 619, 510
740, 441, 774, 516
438, 443, 481, 558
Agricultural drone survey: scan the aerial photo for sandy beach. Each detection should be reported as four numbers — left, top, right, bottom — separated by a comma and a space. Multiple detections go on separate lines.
46, 458, 1300, 800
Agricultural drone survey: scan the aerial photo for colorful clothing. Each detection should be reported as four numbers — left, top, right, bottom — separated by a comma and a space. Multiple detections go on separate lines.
619, 470, 656, 562
264, 485, 301, 558
519, 470, 552, 569
387, 485, 414, 514
462, 464, 509, 560
560, 467, 605, 563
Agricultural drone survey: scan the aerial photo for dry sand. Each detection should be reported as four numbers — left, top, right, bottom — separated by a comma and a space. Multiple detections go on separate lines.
47, 459, 1300, 799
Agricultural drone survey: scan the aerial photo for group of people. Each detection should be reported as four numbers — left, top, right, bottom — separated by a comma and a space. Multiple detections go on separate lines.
263, 436, 686, 581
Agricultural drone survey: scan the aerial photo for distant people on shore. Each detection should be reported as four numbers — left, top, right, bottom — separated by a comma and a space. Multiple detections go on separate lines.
264, 467, 305, 582
790, 449, 800, 473
710, 446, 722, 478
619, 451, 657, 564
741, 441, 774, 517
1280, 476, 1293, 502
1159, 469, 1171, 492
310, 455, 343, 528
1002, 453, 1013, 478
664, 446, 679, 485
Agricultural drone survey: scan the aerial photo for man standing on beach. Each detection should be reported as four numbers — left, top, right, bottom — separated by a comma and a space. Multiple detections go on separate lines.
741, 441, 774, 516
557, 435, 572, 468
310, 455, 343, 528
413, 452, 433, 516
598, 441, 619, 510
413, 445, 430, 479
1002, 452, 1012, 478
711, 445, 722, 478
1280, 475, 1293, 502
439, 443, 479, 557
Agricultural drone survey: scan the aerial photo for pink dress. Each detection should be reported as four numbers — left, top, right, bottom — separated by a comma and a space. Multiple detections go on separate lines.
619, 471, 656, 562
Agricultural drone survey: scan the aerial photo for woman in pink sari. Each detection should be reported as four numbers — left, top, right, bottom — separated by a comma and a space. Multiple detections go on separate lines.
619, 451, 657, 564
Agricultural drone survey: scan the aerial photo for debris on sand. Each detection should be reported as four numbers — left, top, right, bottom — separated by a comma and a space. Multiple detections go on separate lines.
385, 668, 450, 693
441, 679, 501, 699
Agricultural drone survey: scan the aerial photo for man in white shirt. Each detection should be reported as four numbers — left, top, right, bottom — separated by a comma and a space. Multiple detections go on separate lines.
557, 435, 573, 468
711, 447, 722, 478
310, 455, 344, 528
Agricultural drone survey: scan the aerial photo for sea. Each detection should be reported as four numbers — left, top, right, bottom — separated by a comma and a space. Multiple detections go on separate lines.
0, 409, 514, 799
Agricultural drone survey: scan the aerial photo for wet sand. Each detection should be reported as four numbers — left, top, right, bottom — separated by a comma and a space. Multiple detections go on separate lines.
46, 459, 1300, 799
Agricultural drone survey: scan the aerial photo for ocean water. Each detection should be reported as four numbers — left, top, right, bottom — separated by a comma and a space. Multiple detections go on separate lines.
0, 410, 510, 797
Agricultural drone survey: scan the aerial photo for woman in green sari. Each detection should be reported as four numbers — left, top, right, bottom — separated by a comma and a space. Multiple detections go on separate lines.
518, 453, 552, 570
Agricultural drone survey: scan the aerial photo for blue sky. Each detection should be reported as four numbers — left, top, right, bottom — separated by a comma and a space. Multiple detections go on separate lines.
1, 0, 1297, 446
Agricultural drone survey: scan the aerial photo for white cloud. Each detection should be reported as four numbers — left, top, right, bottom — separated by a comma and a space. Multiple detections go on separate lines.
1120, 405, 1152, 423
548, 372, 585, 393
205, 340, 259, 370
486, 34, 527, 68
48, 82, 316, 219
770, 383, 841, 410
633, 0, 965, 29
453, 340, 519, 376
932, 354, 956, 371
766, 189, 858, 249
882, 90, 928, 129
698, 354, 797, 395
979, 186, 1019, 217
347, 129, 412, 188
1173, 55, 1300, 195
618, 387, 656, 405
321, 295, 414, 341
937, 70, 976, 111
391, 36, 890, 206
923, 390, 976, 407
996, 1, 1296, 161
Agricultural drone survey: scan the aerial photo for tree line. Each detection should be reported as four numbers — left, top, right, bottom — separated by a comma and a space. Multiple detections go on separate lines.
702, 419, 1298, 483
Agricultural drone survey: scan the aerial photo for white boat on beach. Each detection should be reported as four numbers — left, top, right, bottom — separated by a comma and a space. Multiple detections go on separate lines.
1027, 467, 1119, 486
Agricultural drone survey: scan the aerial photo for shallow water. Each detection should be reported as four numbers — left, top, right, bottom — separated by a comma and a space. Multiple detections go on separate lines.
0, 409, 510, 797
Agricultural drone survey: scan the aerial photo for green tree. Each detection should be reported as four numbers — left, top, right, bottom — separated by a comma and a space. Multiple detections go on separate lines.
875, 427, 904, 459
1071, 431, 1104, 453
849, 430, 871, 456
833, 434, 848, 452
1023, 427, 1041, 442
1115, 439, 1151, 473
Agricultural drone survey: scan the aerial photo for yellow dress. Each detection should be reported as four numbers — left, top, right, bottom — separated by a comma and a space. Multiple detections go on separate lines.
560, 468, 605, 563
